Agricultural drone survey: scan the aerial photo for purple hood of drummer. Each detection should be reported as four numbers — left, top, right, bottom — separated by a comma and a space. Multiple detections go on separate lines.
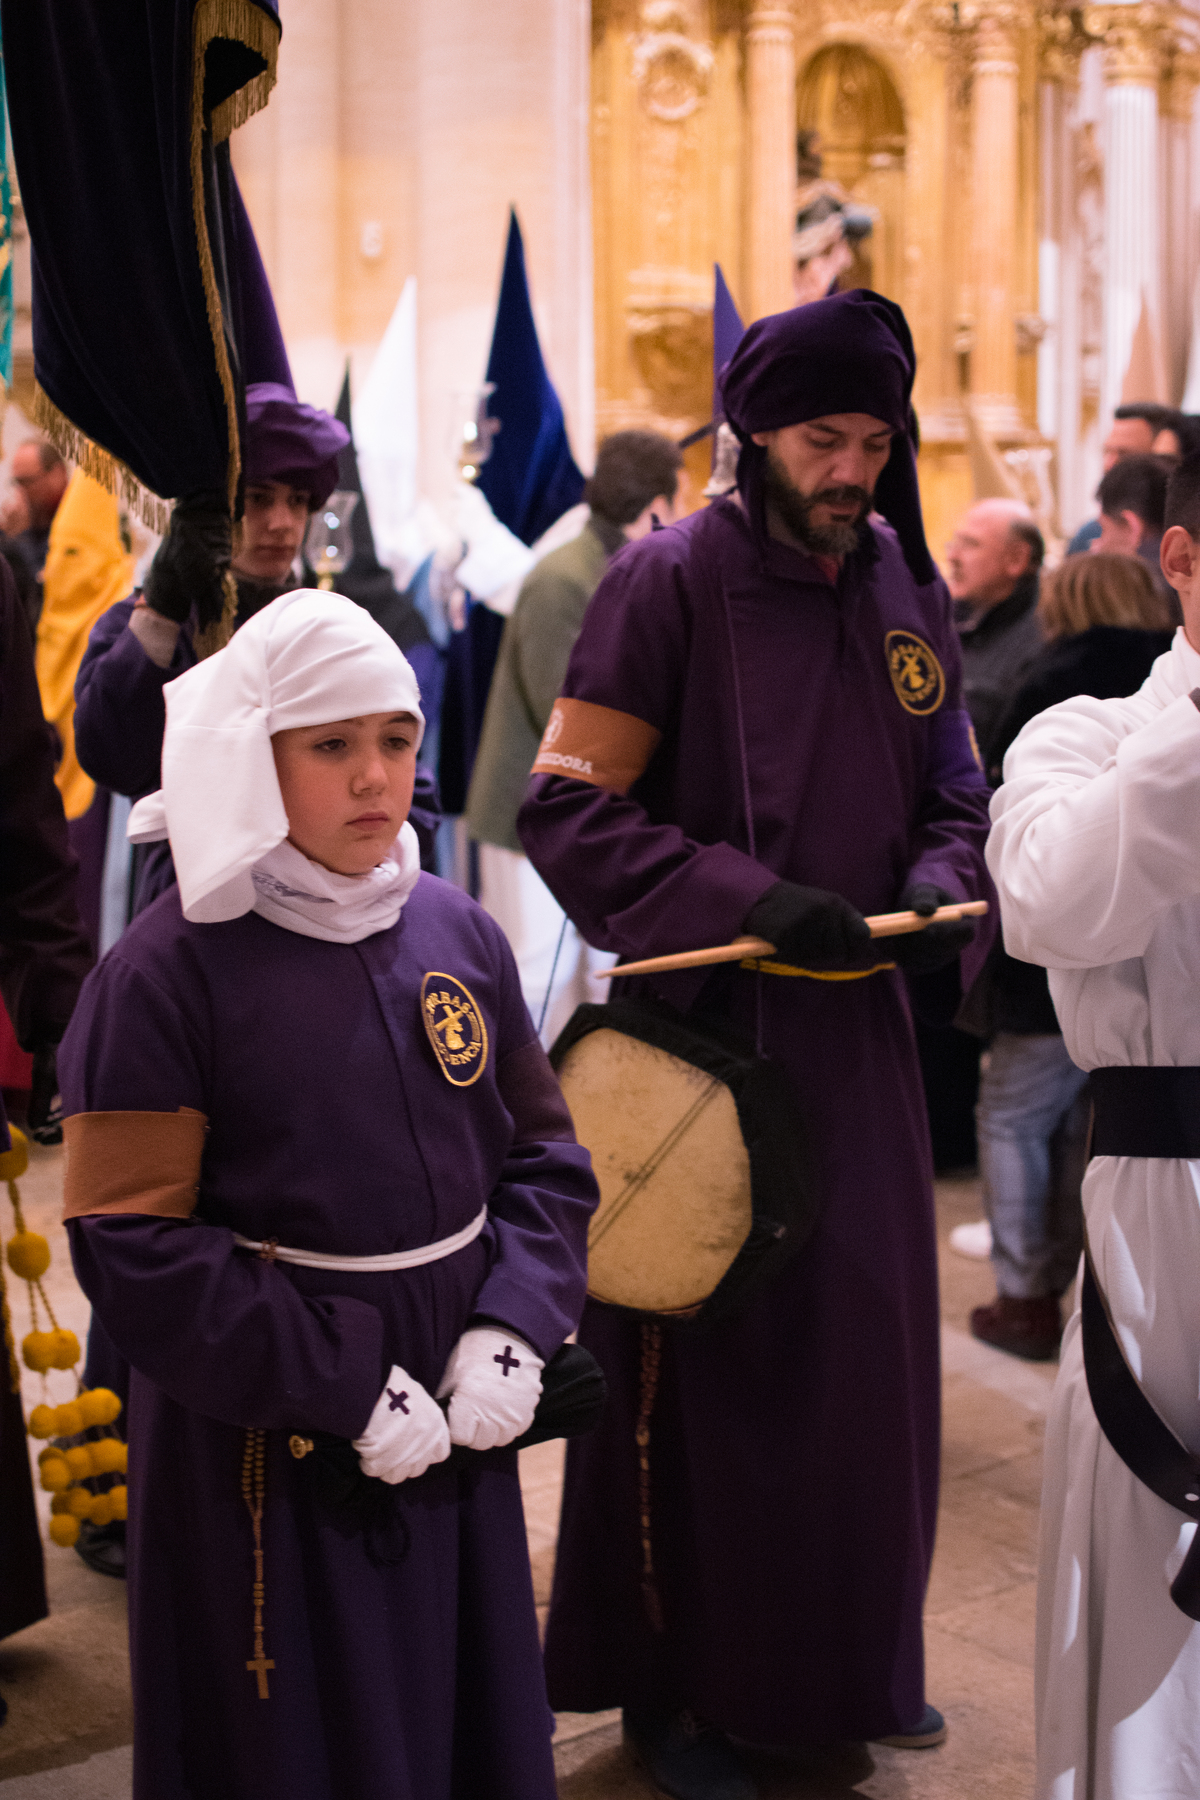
243, 383, 350, 510
718, 289, 935, 584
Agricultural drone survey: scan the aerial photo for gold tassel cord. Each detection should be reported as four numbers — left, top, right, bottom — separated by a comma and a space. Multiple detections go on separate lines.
192, 568, 239, 659
191, 0, 283, 520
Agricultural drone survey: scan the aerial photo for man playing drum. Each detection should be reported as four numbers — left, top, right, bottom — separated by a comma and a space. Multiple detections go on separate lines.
518, 291, 995, 1800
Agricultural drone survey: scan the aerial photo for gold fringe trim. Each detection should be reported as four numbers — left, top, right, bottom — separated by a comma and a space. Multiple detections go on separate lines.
32, 385, 172, 536
190, 0, 283, 516
205, 0, 280, 143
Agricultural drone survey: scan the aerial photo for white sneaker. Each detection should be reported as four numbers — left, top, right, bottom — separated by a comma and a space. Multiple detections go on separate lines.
948, 1220, 992, 1260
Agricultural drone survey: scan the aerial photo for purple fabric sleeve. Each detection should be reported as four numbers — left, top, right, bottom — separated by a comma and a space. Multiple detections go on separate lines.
468, 942, 597, 1362
60, 951, 383, 1437
73, 596, 191, 796
517, 547, 776, 957
518, 776, 776, 961
68, 1215, 384, 1437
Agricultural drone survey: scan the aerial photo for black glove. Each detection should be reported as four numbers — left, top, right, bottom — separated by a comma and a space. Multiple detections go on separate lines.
887, 882, 977, 975
143, 489, 231, 629
27, 1045, 63, 1146
743, 880, 872, 968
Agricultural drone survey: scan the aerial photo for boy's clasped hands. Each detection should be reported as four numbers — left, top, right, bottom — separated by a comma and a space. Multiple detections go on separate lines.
353, 1326, 545, 1484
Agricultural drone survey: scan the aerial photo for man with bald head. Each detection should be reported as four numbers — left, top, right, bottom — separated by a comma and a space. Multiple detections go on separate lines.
946, 498, 1045, 781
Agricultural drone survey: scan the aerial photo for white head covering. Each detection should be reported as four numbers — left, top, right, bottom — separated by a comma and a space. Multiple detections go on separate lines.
128, 590, 426, 932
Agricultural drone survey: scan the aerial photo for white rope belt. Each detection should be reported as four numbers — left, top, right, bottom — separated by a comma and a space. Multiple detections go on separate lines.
232, 1205, 488, 1272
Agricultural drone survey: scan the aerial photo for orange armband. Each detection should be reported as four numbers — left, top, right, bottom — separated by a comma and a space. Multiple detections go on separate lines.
62, 1108, 208, 1221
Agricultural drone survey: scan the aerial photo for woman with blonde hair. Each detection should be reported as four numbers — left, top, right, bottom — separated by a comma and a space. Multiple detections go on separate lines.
966, 551, 1173, 1364
987, 552, 1172, 780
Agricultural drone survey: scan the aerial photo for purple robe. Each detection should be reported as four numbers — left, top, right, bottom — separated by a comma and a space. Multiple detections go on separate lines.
59, 874, 597, 1800
517, 499, 994, 1741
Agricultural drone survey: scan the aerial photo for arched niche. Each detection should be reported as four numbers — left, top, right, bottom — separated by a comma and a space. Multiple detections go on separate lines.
796, 43, 906, 303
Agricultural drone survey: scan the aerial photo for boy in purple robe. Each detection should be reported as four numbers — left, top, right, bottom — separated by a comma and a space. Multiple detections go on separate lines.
518, 291, 994, 1799
59, 591, 597, 1800
67, 389, 441, 1572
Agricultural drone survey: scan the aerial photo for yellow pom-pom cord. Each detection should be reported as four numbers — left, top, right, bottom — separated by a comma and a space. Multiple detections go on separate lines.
66, 1487, 92, 1519
0, 1128, 28, 1183
77, 1388, 121, 1429
109, 1485, 128, 1521
54, 1401, 84, 1437
21, 1330, 56, 1373
89, 1438, 126, 1476
64, 1445, 93, 1480
89, 1494, 114, 1527
6, 1232, 50, 1281
50, 1329, 80, 1370
28, 1405, 56, 1439
49, 1491, 74, 1516
49, 1514, 80, 1548
38, 1456, 70, 1493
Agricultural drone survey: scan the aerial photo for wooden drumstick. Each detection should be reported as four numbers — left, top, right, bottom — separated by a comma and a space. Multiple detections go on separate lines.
595, 900, 989, 981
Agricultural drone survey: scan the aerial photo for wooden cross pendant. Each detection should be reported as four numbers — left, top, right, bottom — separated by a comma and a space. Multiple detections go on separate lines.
246, 1655, 275, 1699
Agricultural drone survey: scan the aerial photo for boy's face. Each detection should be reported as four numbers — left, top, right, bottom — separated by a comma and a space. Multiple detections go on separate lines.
1160, 527, 1200, 650
271, 711, 420, 875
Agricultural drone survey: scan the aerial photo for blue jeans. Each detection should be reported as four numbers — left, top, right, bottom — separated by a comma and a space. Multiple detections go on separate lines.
975, 1032, 1089, 1299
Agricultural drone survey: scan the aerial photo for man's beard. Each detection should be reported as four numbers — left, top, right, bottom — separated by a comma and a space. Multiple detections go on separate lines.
762, 450, 871, 557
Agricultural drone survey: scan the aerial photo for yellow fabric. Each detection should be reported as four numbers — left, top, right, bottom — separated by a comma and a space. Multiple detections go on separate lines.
35, 471, 134, 819
739, 959, 897, 980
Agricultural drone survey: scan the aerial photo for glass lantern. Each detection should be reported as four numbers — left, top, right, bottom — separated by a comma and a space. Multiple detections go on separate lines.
304, 491, 359, 589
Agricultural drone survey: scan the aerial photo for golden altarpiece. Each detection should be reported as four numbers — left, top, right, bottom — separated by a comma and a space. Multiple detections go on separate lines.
591, 1, 1200, 556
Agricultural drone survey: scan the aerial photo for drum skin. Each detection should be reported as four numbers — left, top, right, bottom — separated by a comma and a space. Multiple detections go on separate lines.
557, 1028, 753, 1316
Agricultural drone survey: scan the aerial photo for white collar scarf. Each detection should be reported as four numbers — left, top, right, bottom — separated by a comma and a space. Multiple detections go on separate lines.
248, 826, 421, 944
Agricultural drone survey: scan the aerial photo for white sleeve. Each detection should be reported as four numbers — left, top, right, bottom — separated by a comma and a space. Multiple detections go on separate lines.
986, 690, 1200, 968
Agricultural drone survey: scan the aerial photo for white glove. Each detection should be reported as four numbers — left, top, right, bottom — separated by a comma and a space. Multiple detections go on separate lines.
436, 1326, 544, 1451
352, 1364, 451, 1484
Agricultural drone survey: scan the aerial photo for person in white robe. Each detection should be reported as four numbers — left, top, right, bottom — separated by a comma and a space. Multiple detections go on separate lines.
987, 456, 1200, 1800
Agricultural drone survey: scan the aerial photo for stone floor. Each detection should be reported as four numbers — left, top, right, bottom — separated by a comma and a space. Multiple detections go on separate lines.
0, 1148, 1051, 1797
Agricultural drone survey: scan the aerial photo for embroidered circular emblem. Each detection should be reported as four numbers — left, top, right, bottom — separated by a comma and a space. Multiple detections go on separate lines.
885, 630, 945, 716
421, 974, 489, 1087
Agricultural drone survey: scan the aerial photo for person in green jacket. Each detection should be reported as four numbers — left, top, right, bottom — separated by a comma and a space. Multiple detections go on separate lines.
466, 430, 683, 1040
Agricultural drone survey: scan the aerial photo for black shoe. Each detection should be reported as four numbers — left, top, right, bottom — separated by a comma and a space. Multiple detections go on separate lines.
970, 1294, 1062, 1361
74, 1519, 126, 1579
874, 1704, 947, 1748
623, 1709, 758, 1800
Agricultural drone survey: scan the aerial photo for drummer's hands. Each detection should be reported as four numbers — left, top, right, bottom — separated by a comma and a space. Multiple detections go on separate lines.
436, 1326, 544, 1451
352, 1364, 451, 1483
743, 880, 871, 967
887, 882, 977, 974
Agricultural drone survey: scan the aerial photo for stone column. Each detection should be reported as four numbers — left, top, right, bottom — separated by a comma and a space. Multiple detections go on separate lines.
967, 3, 1023, 434
745, 5, 797, 320
1159, 43, 1199, 402
1086, 4, 1166, 420
1037, 14, 1086, 528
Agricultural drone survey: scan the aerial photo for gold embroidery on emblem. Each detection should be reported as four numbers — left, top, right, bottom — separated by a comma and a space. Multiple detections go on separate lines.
420, 973, 489, 1088
884, 629, 945, 716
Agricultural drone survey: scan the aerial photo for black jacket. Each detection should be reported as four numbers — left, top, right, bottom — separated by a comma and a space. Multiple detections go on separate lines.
955, 571, 1045, 774
967, 624, 1172, 1036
